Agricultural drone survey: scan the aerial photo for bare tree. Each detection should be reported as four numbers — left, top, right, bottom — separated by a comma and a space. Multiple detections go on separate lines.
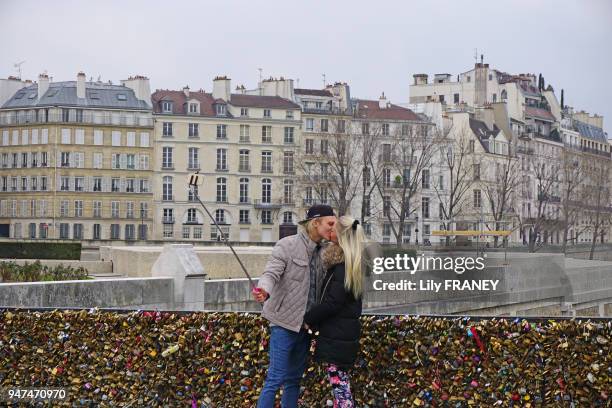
559, 149, 586, 253
483, 148, 521, 247
298, 117, 361, 216
373, 123, 438, 246
358, 122, 385, 227
529, 153, 559, 252
433, 126, 477, 246
584, 160, 612, 259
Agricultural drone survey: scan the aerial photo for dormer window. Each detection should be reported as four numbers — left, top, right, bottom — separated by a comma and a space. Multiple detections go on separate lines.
189, 103, 198, 114
241, 108, 249, 117
216, 104, 227, 116
162, 101, 173, 113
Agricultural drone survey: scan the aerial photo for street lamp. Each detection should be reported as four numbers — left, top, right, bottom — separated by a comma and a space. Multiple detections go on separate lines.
415, 215, 419, 246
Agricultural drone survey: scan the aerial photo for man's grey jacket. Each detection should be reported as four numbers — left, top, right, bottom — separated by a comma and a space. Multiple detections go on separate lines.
258, 229, 318, 332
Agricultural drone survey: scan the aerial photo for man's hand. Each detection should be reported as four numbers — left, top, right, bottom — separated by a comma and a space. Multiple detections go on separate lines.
252, 287, 269, 303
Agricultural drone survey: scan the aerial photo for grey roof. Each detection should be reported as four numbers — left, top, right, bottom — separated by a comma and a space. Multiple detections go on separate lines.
2, 81, 150, 110
574, 120, 608, 143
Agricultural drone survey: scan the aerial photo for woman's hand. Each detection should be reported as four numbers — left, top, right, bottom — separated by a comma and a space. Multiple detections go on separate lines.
252, 287, 269, 303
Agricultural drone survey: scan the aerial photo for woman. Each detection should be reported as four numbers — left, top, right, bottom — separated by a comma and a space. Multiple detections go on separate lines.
303, 215, 366, 407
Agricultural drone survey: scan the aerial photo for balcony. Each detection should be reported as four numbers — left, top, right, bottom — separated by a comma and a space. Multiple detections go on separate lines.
302, 198, 329, 207
516, 146, 534, 155
216, 166, 229, 172
254, 199, 283, 209
238, 165, 251, 173
162, 216, 175, 224
302, 107, 350, 116
581, 146, 611, 158
0, 112, 153, 127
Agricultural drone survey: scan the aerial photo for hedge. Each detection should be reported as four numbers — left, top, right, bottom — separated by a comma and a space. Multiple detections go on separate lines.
0, 242, 81, 260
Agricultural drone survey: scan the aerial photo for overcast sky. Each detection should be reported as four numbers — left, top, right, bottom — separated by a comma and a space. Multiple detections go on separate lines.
1, 0, 611, 134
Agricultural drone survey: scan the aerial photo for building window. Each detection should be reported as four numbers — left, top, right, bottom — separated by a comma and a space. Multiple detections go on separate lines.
473, 164, 480, 180
140, 154, 149, 170
466, 75, 471, 83
241, 108, 249, 117
216, 177, 227, 202
59, 223, 70, 239
239, 178, 249, 203
111, 201, 120, 218
284, 127, 294, 144
239, 209, 250, 224
93, 201, 102, 218
362, 122, 369, 135
216, 104, 226, 116
382, 168, 391, 188
283, 180, 293, 205
186, 208, 198, 224
337, 120, 346, 134
382, 123, 390, 136
93, 224, 101, 240
162, 176, 173, 201
261, 210, 272, 224
305, 139, 314, 154
306, 118, 314, 132
162, 122, 173, 137
422, 169, 430, 189
216, 148, 227, 171
139, 178, 150, 193
383, 196, 391, 217
188, 147, 199, 169
320, 140, 328, 155
239, 150, 250, 172
283, 152, 294, 174
473, 189, 482, 208
240, 125, 250, 142
261, 178, 272, 203
282, 211, 293, 224
261, 151, 272, 172
162, 101, 172, 112
126, 154, 135, 169
263, 109, 271, 118
110, 178, 120, 192
262, 126, 272, 143
189, 103, 199, 114
61, 177, 70, 191
422, 197, 430, 218
162, 147, 173, 169
321, 119, 329, 133
188, 185, 199, 202
214, 209, 226, 224
163, 224, 173, 238
454, 93, 460, 104
110, 224, 120, 240
41, 177, 47, 191
74, 177, 84, 192
126, 179, 135, 193
74, 200, 83, 217
286, 110, 294, 119
189, 123, 199, 137
216, 124, 227, 139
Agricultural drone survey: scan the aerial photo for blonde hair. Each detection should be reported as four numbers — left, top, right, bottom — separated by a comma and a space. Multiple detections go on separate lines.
336, 215, 367, 299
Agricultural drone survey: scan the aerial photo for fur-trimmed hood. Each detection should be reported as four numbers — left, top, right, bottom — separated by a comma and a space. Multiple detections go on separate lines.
322, 243, 344, 271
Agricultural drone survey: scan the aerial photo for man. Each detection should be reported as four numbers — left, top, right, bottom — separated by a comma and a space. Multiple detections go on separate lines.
253, 204, 336, 408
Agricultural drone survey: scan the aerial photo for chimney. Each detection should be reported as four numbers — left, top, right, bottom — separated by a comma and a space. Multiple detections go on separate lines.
120, 75, 152, 107
76, 72, 86, 99
413, 74, 428, 85
379, 92, 388, 109
38, 73, 49, 101
212, 76, 231, 101
183, 85, 190, 98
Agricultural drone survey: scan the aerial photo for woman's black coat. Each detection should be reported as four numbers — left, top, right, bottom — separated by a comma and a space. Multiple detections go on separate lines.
303, 260, 362, 370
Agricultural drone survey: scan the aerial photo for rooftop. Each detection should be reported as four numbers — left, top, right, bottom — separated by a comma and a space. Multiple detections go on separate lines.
354, 99, 421, 121
2, 81, 150, 110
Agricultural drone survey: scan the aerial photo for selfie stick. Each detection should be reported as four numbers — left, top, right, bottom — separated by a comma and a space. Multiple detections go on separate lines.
188, 173, 258, 291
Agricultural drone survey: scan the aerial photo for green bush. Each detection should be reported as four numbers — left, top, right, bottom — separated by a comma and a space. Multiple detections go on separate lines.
0, 261, 90, 282
0, 242, 81, 260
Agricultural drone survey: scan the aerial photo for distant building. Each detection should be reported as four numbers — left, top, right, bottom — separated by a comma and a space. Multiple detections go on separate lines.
151, 76, 302, 243
0, 73, 154, 240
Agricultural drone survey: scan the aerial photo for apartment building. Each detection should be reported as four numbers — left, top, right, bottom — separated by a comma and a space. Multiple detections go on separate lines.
151, 76, 302, 242
0, 73, 154, 240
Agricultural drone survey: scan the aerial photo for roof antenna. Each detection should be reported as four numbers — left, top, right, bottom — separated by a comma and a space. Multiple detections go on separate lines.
322, 73, 326, 88
474, 48, 478, 64
13, 61, 25, 79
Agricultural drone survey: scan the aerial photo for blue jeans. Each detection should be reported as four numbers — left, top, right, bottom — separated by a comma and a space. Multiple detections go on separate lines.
257, 325, 310, 408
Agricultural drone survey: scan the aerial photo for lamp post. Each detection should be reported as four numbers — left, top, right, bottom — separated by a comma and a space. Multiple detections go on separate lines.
415, 215, 419, 246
